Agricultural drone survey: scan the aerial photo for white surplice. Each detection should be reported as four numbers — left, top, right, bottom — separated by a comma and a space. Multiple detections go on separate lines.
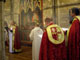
8, 27, 14, 53
29, 27, 43, 60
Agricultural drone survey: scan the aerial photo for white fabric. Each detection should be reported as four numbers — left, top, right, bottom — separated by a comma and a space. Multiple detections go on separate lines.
8, 29, 14, 53
62, 28, 68, 31
29, 27, 43, 60
38, 34, 43, 38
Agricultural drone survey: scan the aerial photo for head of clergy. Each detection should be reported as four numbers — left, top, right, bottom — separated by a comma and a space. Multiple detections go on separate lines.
70, 7, 79, 18
31, 20, 40, 29
10, 20, 16, 26
34, 20, 40, 27
45, 17, 53, 26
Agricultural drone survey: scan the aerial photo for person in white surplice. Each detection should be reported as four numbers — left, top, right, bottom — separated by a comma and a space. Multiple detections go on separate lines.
8, 20, 21, 53
29, 21, 43, 60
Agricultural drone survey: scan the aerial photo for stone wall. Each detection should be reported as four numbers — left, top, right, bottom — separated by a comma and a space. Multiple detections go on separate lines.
56, 0, 80, 28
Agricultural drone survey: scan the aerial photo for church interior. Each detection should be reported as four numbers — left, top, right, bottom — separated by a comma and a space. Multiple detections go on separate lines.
0, 0, 80, 60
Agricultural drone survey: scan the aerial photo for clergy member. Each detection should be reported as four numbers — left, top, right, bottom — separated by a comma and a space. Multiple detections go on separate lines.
39, 18, 67, 60
29, 21, 43, 60
8, 20, 21, 53
67, 7, 80, 60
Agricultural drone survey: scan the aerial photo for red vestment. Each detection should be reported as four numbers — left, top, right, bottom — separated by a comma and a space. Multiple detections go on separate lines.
14, 26, 21, 52
68, 16, 80, 60
39, 23, 67, 60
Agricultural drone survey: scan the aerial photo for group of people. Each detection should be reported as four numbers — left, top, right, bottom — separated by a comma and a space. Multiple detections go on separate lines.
4, 20, 21, 53
4, 7, 80, 60
29, 7, 80, 60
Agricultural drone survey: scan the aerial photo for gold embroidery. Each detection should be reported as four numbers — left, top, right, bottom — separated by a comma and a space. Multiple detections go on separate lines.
67, 16, 80, 37
67, 16, 80, 43
46, 24, 64, 44
76, 16, 80, 21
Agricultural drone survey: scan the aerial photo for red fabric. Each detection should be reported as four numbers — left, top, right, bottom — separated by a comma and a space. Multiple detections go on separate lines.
39, 24, 67, 60
68, 19, 80, 60
5, 41, 9, 46
14, 26, 21, 51
47, 22, 54, 26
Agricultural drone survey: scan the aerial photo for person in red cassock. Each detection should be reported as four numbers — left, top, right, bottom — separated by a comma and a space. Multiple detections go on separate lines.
67, 7, 80, 60
39, 18, 67, 60
8, 20, 21, 53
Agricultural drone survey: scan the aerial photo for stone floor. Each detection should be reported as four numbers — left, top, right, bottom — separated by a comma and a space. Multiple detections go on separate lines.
6, 46, 32, 60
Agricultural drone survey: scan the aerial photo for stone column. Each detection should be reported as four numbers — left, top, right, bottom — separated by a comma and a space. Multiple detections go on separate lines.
10, 0, 14, 20
0, 1, 5, 60
56, 0, 61, 26
52, 0, 57, 24
12, 0, 20, 26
